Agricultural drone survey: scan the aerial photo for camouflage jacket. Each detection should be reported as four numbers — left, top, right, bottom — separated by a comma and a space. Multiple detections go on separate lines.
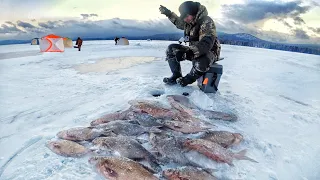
167, 4, 220, 60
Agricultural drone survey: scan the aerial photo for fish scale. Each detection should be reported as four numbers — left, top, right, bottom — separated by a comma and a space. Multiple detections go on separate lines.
199, 131, 243, 148
57, 127, 105, 141
46, 139, 88, 157
163, 166, 217, 180
89, 156, 159, 180
184, 139, 258, 166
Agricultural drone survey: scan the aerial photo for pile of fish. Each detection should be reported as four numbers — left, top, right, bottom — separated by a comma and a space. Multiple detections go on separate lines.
46, 95, 257, 180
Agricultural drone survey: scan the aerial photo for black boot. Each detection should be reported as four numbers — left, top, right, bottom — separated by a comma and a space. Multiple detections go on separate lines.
176, 67, 204, 87
163, 57, 182, 85
163, 75, 182, 85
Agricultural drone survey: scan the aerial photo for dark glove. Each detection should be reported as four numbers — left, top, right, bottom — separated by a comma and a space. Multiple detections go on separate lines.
159, 5, 172, 17
185, 49, 194, 60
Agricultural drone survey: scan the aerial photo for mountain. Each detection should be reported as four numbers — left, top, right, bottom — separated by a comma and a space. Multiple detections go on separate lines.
218, 32, 265, 42
142, 33, 183, 40
0, 39, 30, 45
217, 33, 320, 55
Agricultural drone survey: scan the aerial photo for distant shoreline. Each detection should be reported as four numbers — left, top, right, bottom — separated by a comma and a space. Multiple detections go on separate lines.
0, 34, 319, 56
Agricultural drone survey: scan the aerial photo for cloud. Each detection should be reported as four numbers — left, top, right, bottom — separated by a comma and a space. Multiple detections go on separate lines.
80, 13, 98, 20
214, 19, 290, 42
16, 21, 47, 35
293, 16, 305, 25
293, 29, 309, 39
275, 16, 305, 30
112, 19, 120, 25
215, 19, 246, 33
3, 18, 180, 40
277, 18, 293, 28
311, 1, 320, 6
1, 0, 64, 9
222, 1, 312, 23
308, 27, 320, 34
219, 0, 318, 43
214, 18, 318, 43
38, 21, 63, 29
0, 16, 317, 44
5, 21, 16, 26
17, 20, 36, 29
80, 14, 89, 19
0, 24, 22, 33
38, 22, 54, 29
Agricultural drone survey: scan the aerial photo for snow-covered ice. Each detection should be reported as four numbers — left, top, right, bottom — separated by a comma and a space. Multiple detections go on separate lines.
0, 40, 319, 180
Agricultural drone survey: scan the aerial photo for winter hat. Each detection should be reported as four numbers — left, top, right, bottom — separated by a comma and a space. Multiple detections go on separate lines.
178, 1, 200, 19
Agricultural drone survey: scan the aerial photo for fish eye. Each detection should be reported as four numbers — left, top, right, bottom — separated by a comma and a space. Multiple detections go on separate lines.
166, 169, 173, 173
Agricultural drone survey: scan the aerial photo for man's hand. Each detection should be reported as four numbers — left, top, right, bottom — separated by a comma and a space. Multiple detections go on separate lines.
159, 5, 172, 17
185, 49, 194, 60
178, 47, 194, 61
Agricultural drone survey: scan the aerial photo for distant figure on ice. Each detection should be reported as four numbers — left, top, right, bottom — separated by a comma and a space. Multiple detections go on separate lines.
159, 1, 221, 87
114, 37, 120, 45
75, 37, 83, 51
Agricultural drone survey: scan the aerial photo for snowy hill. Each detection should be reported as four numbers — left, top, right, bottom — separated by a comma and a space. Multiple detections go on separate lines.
234, 33, 263, 41
0, 40, 319, 180
218, 33, 320, 55
218, 32, 265, 42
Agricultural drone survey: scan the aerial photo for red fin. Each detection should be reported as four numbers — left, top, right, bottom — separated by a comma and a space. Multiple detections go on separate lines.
235, 149, 258, 163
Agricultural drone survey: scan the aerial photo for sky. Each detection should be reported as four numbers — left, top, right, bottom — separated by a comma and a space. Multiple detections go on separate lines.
0, 0, 319, 44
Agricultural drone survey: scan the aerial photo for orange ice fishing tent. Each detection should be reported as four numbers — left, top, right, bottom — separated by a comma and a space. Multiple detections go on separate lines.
39, 34, 64, 52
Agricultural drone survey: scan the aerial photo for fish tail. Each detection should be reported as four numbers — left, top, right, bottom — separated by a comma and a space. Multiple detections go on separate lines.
202, 168, 218, 176
83, 150, 95, 158
149, 127, 162, 133
187, 160, 202, 168
227, 161, 235, 166
147, 154, 162, 173
87, 148, 99, 155
235, 149, 258, 163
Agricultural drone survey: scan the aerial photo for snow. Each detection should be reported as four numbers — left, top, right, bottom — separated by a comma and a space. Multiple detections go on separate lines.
0, 40, 320, 180
75, 56, 158, 74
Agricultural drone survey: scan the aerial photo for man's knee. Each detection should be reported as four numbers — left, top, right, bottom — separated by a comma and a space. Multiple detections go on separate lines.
166, 44, 188, 56
193, 52, 216, 72
193, 57, 211, 72
194, 63, 209, 72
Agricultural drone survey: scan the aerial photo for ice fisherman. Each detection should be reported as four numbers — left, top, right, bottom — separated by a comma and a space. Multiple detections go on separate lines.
75, 37, 83, 51
160, 1, 221, 87
114, 37, 120, 45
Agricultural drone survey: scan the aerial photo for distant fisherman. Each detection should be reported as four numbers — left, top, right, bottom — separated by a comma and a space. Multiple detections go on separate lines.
75, 37, 83, 51
114, 36, 120, 45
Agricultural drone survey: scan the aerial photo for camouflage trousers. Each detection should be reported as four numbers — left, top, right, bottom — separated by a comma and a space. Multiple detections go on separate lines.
166, 44, 215, 73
